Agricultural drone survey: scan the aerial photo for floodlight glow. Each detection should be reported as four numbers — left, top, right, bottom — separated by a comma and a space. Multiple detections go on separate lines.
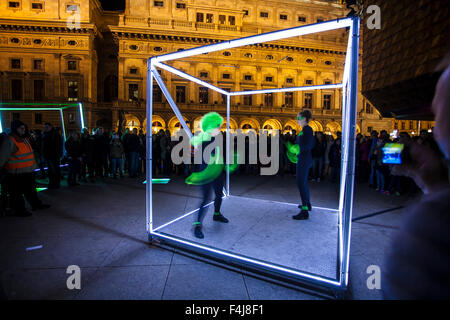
230, 84, 343, 96
153, 18, 353, 63
147, 16, 360, 293
154, 62, 230, 95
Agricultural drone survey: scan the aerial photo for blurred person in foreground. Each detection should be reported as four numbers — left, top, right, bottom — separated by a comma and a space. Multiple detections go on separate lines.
383, 54, 450, 299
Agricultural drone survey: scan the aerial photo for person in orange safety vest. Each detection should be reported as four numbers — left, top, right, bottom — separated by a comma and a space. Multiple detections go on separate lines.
0, 120, 50, 217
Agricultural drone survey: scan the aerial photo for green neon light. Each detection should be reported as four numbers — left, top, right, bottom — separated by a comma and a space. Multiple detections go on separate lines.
142, 178, 171, 184
0, 103, 78, 107
186, 148, 224, 186
0, 103, 85, 136
36, 187, 48, 192
0, 108, 66, 111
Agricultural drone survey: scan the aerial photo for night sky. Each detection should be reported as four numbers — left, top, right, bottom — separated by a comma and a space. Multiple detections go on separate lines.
100, 0, 125, 11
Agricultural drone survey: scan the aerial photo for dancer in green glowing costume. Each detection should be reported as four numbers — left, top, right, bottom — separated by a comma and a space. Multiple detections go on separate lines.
186, 112, 239, 239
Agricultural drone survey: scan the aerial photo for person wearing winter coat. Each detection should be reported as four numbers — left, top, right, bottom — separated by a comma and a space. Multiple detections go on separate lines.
110, 137, 124, 178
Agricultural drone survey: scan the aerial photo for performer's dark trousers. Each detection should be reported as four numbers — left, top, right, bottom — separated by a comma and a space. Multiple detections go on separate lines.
296, 160, 312, 208
5, 173, 42, 213
196, 172, 224, 225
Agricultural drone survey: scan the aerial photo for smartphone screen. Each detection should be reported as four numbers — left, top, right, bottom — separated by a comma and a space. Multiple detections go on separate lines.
382, 143, 404, 164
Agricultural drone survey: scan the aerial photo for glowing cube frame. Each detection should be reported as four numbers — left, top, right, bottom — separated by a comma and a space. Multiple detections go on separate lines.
146, 16, 360, 293
0, 102, 86, 144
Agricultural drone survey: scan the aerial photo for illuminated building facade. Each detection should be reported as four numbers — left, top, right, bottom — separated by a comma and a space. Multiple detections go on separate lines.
0, 0, 395, 136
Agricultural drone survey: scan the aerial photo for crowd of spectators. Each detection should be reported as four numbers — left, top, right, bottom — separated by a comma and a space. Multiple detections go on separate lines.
4, 121, 439, 198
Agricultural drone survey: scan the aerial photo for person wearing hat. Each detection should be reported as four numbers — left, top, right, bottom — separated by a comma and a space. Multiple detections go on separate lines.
187, 112, 230, 239
0, 120, 50, 217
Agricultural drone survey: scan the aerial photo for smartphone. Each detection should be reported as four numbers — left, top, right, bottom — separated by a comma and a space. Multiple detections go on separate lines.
382, 143, 404, 165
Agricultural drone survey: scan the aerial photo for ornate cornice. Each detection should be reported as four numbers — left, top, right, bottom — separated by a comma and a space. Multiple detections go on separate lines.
111, 32, 346, 56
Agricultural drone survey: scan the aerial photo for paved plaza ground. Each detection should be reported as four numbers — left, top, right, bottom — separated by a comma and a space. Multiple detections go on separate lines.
0, 173, 417, 300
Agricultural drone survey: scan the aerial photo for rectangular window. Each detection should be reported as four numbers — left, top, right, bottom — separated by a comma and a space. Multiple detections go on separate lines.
244, 10, 249, 16
365, 103, 373, 114
11, 59, 21, 69
323, 94, 332, 110
243, 93, 252, 106
34, 79, 44, 101
219, 15, 226, 24
264, 93, 273, 107
176, 2, 185, 9
31, 2, 43, 10
196, 12, 204, 22
324, 80, 332, 85
199, 87, 209, 104
129, 68, 138, 75
265, 76, 273, 82
368, 126, 373, 133
68, 60, 77, 71
305, 79, 313, 85
280, 14, 288, 20
199, 71, 208, 78
154, 1, 164, 7
176, 86, 186, 103
244, 75, 252, 81
260, 12, 269, 18
394, 122, 398, 130
68, 81, 79, 101
286, 78, 293, 84
317, 18, 324, 23
9, 1, 20, 8
222, 73, 231, 79
298, 16, 306, 23
33, 59, 43, 70
153, 85, 162, 102
401, 122, 405, 130
34, 113, 42, 125
11, 79, 22, 100
206, 13, 214, 23
304, 93, 313, 108
228, 16, 235, 25
128, 83, 139, 101
409, 121, 413, 130
285, 92, 293, 107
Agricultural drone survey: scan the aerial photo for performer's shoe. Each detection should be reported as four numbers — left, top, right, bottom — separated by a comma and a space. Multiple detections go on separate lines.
293, 210, 309, 220
213, 213, 229, 223
194, 226, 204, 239
297, 204, 312, 211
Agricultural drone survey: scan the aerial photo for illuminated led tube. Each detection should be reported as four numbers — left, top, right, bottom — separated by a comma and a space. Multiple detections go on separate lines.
153, 18, 353, 63
151, 231, 341, 287
230, 83, 344, 96
154, 62, 230, 96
